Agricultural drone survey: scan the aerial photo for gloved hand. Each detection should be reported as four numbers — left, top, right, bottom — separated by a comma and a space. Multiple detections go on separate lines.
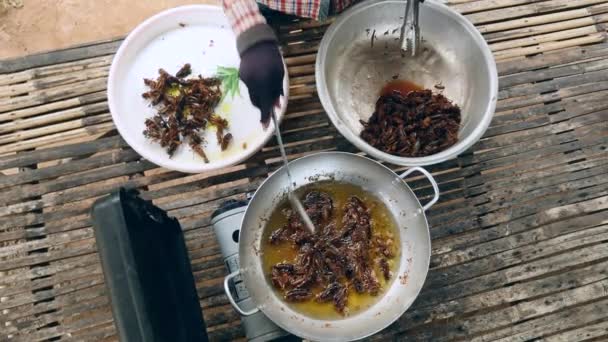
237, 24, 285, 128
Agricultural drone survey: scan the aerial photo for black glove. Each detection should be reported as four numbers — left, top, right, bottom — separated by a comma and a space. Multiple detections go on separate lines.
237, 24, 285, 128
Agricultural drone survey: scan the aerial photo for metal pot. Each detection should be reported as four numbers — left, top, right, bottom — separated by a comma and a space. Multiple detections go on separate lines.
224, 152, 438, 341
316, 0, 498, 166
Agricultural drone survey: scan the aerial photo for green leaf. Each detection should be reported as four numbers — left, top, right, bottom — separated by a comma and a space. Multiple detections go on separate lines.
216, 66, 241, 101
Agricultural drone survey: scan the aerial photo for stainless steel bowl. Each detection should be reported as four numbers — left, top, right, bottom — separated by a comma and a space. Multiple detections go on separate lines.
316, 0, 498, 166
224, 152, 438, 341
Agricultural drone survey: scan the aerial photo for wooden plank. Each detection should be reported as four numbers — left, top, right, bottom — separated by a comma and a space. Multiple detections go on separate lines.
2, 239, 220, 322
476, 0, 603, 33
452, 0, 547, 14
0, 170, 174, 218
0, 77, 107, 114
0, 228, 93, 260
416, 123, 600, 235
69, 323, 115, 341
432, 194, 608, 256
466, 135, 582, 172
432, 210, 608, 269
396, 254, 608, 332
0, 135, 124, 170
1, 285, 108, 335
0, 8, 606, 341
0, 182, 253, 245
494, 32, 607, 60
496, 80, 608, 112
472, 299, 608, 341
473, 0, 608, 27
281, 40, 321, 57
545, 320, 608, 341
0, 66, 109, 98
469, 129, 584, 164
477, 112, 604, 154
0, 122, 116, 154
498, 44, 608, 76
207, 324, 244, 341
464, 141, 606, 189
431, 151, 606, 225
0, 101, 108, 134
498, 70, 608, 101
0, 148, 139, 190
499, 49, 608, 90
3, 290, 108, 338
483, 116, 550, 138
429, 160, 604, 230
467, 159, 608, 205
490, 25, 600, 52
427, 214, 608, 292
0, 39, 121, 74
0, 240, 222, 315
485, 7, 608, 42
405, 278, 608, 341
0, 112, 112, 145
0, 55, 113, 87
33, 308, 112, 340
466, 128, 606, 176
0, 159, 154, 207
284, 53, 316, 67
0, 253, 101, 296
373, 250, 608, 340
0, 91, 106, 123
0, 262, 102, 309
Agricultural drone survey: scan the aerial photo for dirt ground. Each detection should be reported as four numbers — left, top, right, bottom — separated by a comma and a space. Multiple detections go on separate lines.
0, 0, 220, 60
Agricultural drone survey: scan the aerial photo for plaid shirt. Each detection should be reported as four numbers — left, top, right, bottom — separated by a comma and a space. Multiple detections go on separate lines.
223, 0, 356, 36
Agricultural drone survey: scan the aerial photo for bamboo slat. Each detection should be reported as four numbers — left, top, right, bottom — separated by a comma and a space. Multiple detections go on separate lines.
0, 0, 607, 341
466, 0, 608, 25
485, 7, 608, 42
477, 3, 606, 33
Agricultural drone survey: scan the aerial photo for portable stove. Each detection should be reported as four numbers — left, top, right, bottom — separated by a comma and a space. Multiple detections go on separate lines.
211, 198, 290, 342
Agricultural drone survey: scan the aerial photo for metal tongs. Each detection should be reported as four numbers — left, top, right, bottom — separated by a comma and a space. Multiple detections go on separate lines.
399, 0, 423, 56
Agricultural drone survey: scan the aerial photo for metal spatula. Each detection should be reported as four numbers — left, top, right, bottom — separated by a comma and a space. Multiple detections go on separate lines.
271, 109, 316, 234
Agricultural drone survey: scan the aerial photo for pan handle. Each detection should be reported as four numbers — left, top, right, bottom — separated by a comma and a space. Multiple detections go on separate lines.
400, 167, 439, 211
224, 270, 260, 316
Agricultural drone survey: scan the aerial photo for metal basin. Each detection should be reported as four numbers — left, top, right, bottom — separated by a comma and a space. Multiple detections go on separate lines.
224, 152, 438, 341
316, 0, 498, 166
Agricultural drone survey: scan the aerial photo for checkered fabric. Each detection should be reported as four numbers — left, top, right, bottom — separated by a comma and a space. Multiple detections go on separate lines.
223, 0, 358, 36
223, 0, 269, 37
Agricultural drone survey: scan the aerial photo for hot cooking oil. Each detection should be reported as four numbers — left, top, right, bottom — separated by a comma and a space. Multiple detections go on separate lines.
261, 182, 400, 319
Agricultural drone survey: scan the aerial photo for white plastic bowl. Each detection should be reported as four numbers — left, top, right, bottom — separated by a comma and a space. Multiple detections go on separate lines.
108, 5, 289, 173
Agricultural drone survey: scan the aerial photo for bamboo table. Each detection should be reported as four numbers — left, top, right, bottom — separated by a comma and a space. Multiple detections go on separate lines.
1, 0, 607, 341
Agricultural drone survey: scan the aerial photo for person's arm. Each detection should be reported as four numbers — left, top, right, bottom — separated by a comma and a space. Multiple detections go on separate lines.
222, 0, 267, 41
223, 0, 285, 127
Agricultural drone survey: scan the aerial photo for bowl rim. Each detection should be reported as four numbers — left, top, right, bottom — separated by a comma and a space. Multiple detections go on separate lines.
315, 0, 498, 166
107, 4, 289, 173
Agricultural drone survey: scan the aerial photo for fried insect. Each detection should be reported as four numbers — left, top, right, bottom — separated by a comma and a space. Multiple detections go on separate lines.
360, 90, 461, 157
268, 193, 395, 314
142, 64, 232, 160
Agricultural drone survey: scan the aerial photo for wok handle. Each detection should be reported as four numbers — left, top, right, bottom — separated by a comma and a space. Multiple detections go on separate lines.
400, 167, 439, 211
224, 270, 260, 316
